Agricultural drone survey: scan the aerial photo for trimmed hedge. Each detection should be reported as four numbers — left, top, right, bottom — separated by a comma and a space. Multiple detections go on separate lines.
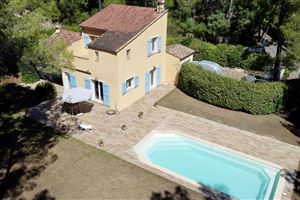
178, 63, 286, 115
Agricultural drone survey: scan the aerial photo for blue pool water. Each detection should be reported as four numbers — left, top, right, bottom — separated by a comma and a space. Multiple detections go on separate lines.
137, 134, 280, 200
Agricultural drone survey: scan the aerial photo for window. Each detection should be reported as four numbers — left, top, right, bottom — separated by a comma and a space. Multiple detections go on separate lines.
147, 36, 161, 57
95, 51, 99, 62
126, 49, 131, 60
122, 76, 138, 95
126, 77, 134, 91
151, 37, 157, 52
149, 67, 156, 86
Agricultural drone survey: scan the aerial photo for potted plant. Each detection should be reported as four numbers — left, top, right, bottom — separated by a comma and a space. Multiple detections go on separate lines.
138, 111, 144, 118
121, 124, 127, 131
98, 139, 104, 148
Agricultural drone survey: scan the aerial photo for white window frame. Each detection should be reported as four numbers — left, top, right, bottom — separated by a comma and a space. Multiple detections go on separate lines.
149, 67, 157, 88
126, 76, 135, 92
150, 36, 158, 53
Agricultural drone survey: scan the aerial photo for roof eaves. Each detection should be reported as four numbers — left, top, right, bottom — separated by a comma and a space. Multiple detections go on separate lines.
115, 10, 168, 53
88, 44, 118, 55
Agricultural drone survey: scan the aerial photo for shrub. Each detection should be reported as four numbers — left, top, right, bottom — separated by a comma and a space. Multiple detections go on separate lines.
191, 40, 244, 69
178, 63, 286, 115
20, 65, 40, 83
35, 81, 57, 102
183, 39, 274, 72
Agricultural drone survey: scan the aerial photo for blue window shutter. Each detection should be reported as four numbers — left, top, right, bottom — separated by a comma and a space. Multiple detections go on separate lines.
103, 83, 110, 107
157, 36, 162, 53
84, 78, 91, 89
122, 81, 127, 95
147, 39, 152, 57
83, 33, 89, 48
145, 72, 151, 94
156, 67, 161, 87
134, 76, 139, 88
69, 74, 77, 89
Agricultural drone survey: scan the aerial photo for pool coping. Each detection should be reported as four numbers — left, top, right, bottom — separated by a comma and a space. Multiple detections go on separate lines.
134, 130, 287, 200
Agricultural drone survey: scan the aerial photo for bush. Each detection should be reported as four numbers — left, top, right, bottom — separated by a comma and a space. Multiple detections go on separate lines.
35, 81, 57, 102
184, 39, 274, 71
20, 65, 40, 83
178, 63, 286, 115
190, 40, 244, 68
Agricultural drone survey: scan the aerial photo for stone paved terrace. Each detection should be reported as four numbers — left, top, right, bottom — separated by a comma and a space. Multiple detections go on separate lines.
70, 84, 300, 200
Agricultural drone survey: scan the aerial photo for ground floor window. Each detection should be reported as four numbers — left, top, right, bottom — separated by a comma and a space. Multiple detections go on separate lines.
149, 67, 156, 87
126, 76, 134, 91
94, 80, 103, 101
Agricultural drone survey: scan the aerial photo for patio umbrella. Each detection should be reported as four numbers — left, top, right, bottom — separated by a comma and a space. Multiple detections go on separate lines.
62, 87, 92, 115
62, 87, 91, 104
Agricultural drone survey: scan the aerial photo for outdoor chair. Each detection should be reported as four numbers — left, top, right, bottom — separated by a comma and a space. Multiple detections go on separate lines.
77, 121, 92, 131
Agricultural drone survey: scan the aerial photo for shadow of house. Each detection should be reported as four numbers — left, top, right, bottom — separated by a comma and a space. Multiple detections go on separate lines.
0, 83, 66, 199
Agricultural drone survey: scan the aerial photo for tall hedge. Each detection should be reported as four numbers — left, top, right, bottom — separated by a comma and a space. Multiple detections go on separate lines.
178, 63, 286, 115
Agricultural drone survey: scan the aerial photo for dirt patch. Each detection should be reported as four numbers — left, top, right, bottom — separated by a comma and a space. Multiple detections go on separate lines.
156, 88, 300, 146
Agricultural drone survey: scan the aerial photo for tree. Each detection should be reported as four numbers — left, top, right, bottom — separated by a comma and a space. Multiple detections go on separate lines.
58, 0, 89, 24
273, 0, 300, 80
19, 38, 74, 83
173, 0, 198, 19
0, 0, 73, 82
282, 0, 300, 57
206, 12, 230, 43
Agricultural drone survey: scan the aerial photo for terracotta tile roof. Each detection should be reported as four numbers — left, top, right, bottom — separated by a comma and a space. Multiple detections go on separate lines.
88, 31, 135, 54
48, 30, 81, 47
80, 4, 167, 53
166, 44, 195, 60
80, 4, 166, 33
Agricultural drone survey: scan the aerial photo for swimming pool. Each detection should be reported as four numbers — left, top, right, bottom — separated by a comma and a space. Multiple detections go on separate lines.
135, 132, 284, 200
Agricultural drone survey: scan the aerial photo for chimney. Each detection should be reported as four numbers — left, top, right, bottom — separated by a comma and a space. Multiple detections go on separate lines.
157, 0, 165, 13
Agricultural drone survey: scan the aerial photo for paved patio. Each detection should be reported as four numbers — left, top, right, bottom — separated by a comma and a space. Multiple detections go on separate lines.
70, 84, 300, 200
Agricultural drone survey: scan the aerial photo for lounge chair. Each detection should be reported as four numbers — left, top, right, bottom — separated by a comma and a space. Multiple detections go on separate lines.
78, 122, 92, 130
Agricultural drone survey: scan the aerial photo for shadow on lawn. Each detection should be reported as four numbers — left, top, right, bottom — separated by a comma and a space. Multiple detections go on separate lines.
150, 186, 192, 200
33, 189, 56, 200
0, 83, 66, 199
150, 185, 232, 200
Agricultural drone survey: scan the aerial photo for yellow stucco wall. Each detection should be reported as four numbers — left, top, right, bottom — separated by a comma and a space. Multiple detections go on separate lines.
62, 12, 168, 111
165, 53, 194, 86
64, 38, 120, 108
166, 53, 180, 85
116, 13, 168, 110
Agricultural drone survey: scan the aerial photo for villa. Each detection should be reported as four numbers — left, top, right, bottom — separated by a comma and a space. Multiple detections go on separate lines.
59, 3, 194, 111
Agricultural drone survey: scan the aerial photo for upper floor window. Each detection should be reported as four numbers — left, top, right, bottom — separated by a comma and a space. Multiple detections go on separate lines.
126, 76, 134, 91
151, 37, 157, 52
95, 51, 99, 62
147, 36, 162, 57
126, 49, 131, 60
